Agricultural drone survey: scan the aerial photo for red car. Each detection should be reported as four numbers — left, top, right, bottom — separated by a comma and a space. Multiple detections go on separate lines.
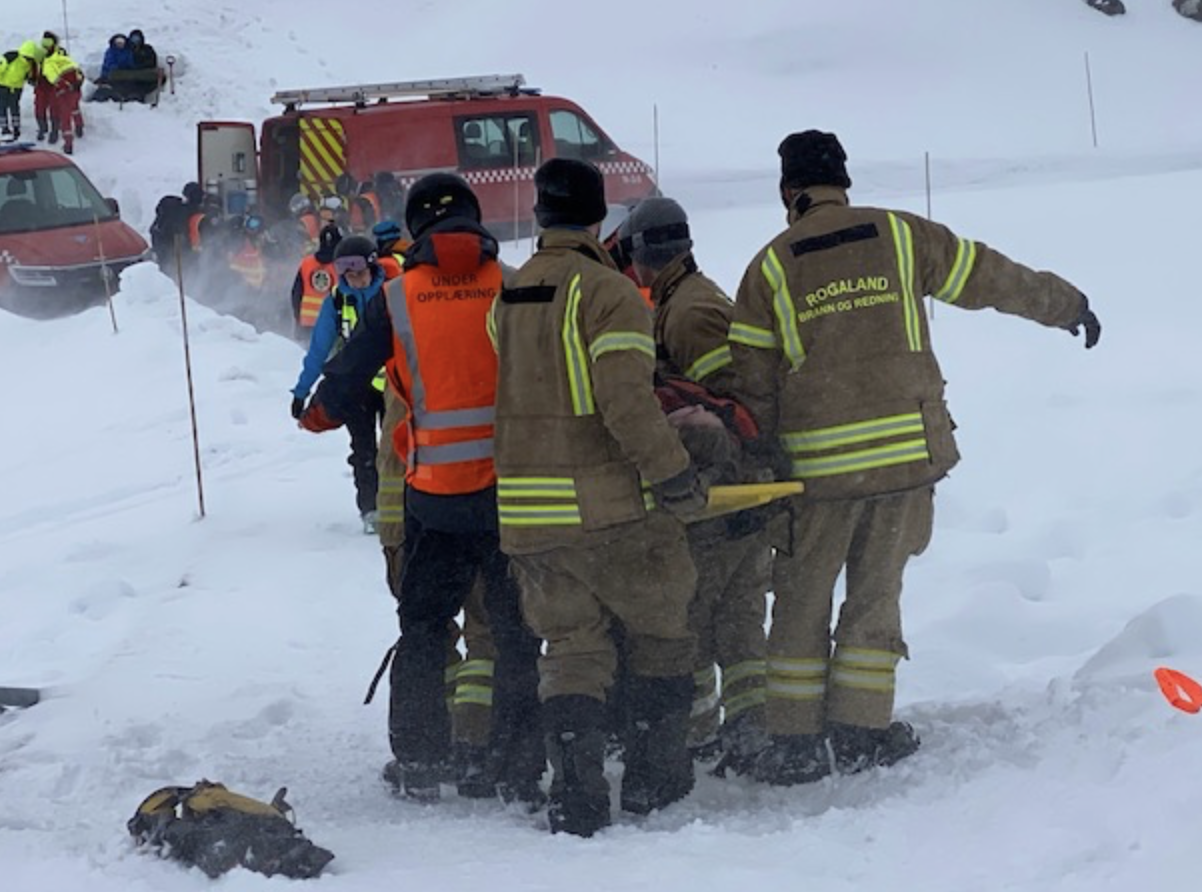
0, 144, 149, 314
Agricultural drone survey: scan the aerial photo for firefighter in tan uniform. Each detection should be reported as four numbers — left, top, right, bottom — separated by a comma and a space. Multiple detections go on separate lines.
622, 196, 772, 774
371, 383, 501, 794
491, 159, 705, 837
730, 130, 1101, 785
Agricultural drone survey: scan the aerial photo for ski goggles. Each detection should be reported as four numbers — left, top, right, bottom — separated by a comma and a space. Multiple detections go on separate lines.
334, 255, 371, 275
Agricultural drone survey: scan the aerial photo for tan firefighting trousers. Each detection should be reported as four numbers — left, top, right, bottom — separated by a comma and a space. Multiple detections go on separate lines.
767, 486, 934, 735
377, 388, 495, 746
687, 528, 770, 747
512, 511, 696, 703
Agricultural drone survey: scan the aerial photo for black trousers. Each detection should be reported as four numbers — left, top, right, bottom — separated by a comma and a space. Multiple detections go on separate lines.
391, 495, 541, 768
0, 87, 21, 130
343, 389, 382, 515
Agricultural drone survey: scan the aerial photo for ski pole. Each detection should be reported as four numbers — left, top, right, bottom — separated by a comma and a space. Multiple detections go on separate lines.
174, 235, 207, 519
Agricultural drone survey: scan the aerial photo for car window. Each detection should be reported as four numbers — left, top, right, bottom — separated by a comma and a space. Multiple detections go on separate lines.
549, 109, 611, 162
0, 166, 117, 235
455, 113, 539, 169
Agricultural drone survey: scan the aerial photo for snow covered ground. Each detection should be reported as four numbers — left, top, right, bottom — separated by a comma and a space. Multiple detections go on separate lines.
3, 1, 1202, 889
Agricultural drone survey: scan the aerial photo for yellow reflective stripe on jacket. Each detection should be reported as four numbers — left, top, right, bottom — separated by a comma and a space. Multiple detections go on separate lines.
486, 297, 499, 352
729, 322, 778, 350
762, 247, 806, 368
497, 476, 654, 527
685, 344, 733, 382
456, 658, 495, 679
783, 413, 924, 453
830, 647, 902, 693
497, 476, 582, 527
791, 439, 929, 479
887, 213, 921, 352
562, 274, 595, 416
588, 331, 655, 362
934, 237, 977, 304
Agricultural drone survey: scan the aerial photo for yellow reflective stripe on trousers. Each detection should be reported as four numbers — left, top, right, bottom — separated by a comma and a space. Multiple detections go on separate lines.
887, 213, 921, 352
765, 657, 826, 701
723, 687, 767, 719
830, 647, 901, 693
729, 322, 778, 350
562, 274, 595, 416
791, 439, 930, 478
588, 331, 656, 362
685, 345, 733, 382
456, 658, 495, 679
453, 684, 494, 707
761, 247, 806, 368
934, 237, 977, 304
497, 476, 582, 527
783, 413, 925, 453
721, 659, 766, 691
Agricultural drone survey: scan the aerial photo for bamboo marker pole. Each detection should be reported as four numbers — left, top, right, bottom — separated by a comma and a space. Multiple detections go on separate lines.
174, 236, 206, 519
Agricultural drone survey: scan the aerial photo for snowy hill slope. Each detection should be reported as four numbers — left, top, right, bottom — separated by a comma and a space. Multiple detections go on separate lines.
4, 1, 1202, 890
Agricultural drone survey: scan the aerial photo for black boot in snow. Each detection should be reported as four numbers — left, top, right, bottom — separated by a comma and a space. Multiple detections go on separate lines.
712, 708, 772, 778
752, 733, 832, 786
453, 744, 497, 799
48, 126, 58, 145
620, 675, 695, 815
544, 695, 610, 837
829, 721, 920, 774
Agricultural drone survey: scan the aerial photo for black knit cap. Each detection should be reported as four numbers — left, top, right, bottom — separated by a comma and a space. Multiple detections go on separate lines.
405, 173, 481, 239
534, 158, 607, 228
778, 130, 852, 193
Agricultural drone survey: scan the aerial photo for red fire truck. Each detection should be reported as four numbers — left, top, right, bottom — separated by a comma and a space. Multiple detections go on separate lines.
197, 73, 657, 239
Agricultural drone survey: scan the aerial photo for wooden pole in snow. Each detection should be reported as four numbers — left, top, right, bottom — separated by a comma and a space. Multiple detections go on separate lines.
174, 236, 206, 519
1085, 51, 1099, 149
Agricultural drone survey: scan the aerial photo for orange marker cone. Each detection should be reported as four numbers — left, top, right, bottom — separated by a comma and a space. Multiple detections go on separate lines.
1154, 667, 1202, 714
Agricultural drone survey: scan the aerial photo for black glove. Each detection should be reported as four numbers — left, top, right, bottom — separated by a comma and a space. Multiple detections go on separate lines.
1067, 296, 1101, 349
652, 464, 709, 519
745, 435, 793, 481
290, 396, 305, 420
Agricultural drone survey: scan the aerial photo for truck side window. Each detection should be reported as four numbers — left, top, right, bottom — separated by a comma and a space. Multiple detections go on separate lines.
549, 110, 610, 162
456, 114, 539, 169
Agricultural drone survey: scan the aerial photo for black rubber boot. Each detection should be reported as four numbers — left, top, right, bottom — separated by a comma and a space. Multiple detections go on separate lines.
712, 708, 772, 778
619, 675, 695, 815
829, 721, 920, 774
544, 695, 611, 837
751, 733, 832, 786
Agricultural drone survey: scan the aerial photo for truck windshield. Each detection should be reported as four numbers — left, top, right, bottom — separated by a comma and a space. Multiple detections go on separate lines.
0, 166, 117, 235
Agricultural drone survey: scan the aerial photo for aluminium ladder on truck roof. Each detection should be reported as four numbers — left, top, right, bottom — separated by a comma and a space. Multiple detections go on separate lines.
270, 74, 535, 109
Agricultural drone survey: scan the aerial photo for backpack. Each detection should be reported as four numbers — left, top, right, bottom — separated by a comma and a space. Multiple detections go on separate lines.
128, 780, 334, 879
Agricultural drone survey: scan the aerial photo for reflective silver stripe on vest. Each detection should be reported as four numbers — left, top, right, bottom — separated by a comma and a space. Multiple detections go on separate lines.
386, 278, 495, 465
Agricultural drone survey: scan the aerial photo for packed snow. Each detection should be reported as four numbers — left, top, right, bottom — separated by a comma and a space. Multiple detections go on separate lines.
3, 1, 1201, 889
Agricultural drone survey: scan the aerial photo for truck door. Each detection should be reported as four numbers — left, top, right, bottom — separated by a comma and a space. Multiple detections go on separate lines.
196, 122, 259, 217
297, 116, 348, 203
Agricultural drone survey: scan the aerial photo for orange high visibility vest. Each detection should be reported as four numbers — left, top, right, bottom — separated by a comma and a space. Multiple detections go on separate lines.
297, 254, 336, 327
230, 242, 266, 289
384, 233, 502, 496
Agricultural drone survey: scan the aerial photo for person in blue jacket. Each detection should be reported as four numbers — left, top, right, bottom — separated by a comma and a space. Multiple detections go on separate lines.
99, 34, 132, 79
290, 235, 385, 532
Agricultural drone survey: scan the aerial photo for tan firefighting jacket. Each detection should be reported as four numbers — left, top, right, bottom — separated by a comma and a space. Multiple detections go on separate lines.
490, 228, 690, 554
650, 251, 738, 395
730, 186, 1086, 500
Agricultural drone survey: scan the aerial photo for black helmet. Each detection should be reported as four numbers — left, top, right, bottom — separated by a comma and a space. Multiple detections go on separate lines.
533, 159, 607, 229
333, 235, 378, 263
405, 173, 481, 239
182, 182, 204, 204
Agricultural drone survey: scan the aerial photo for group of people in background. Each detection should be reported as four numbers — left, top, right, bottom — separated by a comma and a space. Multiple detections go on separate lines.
284, 134, 1100, 837
0, 31, 84, 153
91, 29, 160, 104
